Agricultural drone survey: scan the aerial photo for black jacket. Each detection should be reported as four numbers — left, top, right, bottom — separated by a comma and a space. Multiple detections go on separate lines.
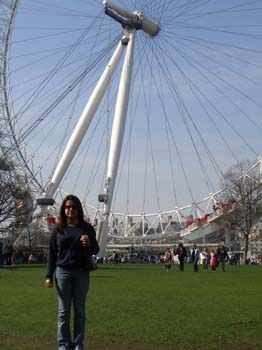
175, 246, 187, 259
46, 222, 99, 279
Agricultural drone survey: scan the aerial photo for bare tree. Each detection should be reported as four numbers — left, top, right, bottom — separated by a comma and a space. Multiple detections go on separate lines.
221, 160, 262, 262
0, 158, 17, 227
0, 156, 33, 237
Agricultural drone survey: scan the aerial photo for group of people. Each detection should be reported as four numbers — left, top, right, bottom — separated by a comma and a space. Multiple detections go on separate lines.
0, 245, 47, 266
0, 240, 13, 266
164, 243, 229, 272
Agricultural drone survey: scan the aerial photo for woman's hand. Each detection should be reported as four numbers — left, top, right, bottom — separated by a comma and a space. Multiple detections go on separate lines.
80, 234, 90, 247
45, 279, 53, 288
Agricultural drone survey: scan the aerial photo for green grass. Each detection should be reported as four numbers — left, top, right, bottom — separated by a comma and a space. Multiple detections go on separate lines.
0, 264, 262, 350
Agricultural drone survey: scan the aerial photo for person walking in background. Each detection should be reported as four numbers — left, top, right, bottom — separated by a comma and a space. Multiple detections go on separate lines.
0, 240, 3, 267
175, 243, 187, 271
164, 247, 172, 271
217, 244, 229, 272
191, 244, 200, 272
4, 240, 13, 266
201, 247, 209, 272
45, 194, 99, 350
210, 249, 218, 272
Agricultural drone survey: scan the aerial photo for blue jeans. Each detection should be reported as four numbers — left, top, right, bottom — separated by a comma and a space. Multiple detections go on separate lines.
203, 259, 208, 271
193, 259, 199, 271
55, 267, 90, 350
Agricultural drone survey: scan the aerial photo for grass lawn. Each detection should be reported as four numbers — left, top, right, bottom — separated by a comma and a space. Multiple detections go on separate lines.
0, 263, 261, 350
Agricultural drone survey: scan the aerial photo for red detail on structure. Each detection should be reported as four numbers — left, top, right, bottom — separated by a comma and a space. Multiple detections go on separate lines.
47, 217, 56, 224
198, 214, 209, 223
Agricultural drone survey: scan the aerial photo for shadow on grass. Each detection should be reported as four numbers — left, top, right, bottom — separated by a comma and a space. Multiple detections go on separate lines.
1, 337, 262, 350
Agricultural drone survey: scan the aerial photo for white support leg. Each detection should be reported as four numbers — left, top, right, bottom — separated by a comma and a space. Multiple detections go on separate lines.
225, 224, 231, 251
258, 156, 262, 183
44, 41, 125, 199
98, 29, 135, 256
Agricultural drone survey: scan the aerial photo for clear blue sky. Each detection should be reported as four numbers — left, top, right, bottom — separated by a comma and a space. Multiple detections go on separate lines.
8, 0, 262, 215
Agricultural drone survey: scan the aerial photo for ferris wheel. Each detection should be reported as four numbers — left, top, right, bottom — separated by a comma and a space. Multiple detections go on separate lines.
1, 0, 262, 253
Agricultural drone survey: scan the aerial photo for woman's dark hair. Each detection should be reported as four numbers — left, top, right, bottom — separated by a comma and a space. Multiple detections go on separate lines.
57, 194, 85, 233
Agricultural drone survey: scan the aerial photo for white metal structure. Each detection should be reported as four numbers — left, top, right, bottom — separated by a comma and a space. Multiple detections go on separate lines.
0, 0, 18, 156
1, 1, 262, 252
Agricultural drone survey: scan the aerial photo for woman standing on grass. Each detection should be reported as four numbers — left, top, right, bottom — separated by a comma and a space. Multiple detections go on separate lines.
164, 247, 172, 271
45, 194, 99, 350
210, 249, 218, 272
201, 247, 209, 272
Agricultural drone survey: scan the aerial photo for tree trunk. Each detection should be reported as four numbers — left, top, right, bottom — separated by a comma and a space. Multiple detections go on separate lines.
244, 233, 249, 264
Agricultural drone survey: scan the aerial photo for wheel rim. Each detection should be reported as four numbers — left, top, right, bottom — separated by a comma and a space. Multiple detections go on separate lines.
2, 1, 262, 244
